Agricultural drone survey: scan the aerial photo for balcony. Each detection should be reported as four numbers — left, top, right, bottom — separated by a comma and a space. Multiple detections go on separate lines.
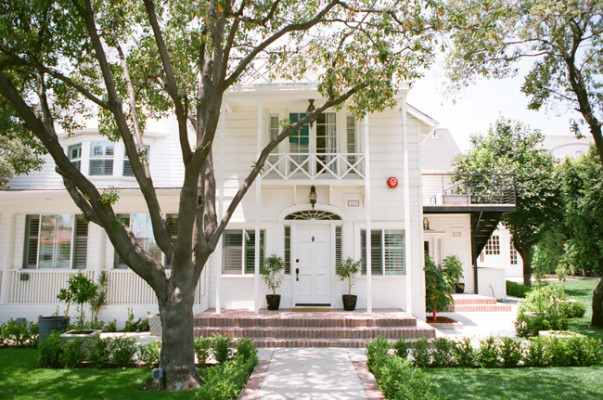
262, 153, 365, 181
423, 173, 516, 209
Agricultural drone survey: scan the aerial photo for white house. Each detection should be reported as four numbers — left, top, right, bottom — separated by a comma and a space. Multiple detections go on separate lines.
0, 76, 448, 324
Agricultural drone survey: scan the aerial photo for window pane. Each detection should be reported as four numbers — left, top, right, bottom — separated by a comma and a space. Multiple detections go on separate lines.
284, 226, 291, 274
384, 230, 405, 275
38, 215, 73, 269
131, 214, 162, 263
23, 216, 40, 269
223, 231, 243, 274
361, 230, 383, 275
244, 230, 265, 274
90, 142, 114, 176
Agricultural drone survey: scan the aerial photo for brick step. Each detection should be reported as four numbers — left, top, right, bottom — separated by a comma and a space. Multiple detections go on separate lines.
453, 304, 512, 312
194, 315, 417, 329
194, 326, 430, 340
452, 294, 498, 305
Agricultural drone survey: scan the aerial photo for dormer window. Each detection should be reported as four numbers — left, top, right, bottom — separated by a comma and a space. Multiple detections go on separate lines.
89, 142, 114, 176
68, 144, 82, 171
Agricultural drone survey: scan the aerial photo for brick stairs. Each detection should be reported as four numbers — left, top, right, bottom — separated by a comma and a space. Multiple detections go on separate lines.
194, 309, 436, 347
451, 294, 512, 312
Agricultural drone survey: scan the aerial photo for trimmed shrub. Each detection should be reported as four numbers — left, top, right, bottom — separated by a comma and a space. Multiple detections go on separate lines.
500, 337, 522, 368
431, 337, 454, 367
235, 338, 257, 363
38, 332, 64, 368
60, 338, 86, 368
212, 334, 234, 364
506, 281, 531, 298
477, 336, 501, 368
393, 338, 411, 360
367, 337, 391, 372
194, 337, 213, 365
123, 308, 150, 332
410, 338, 431, 368
546, 336, 603, 367
515, 309, 567, 337
525, 337, 550, 367
557, 300, 586, 319
373, 355, 435, 400
89, 336, 112, 368
452, 337, 477, 368
110, 336, 137, 367
138, 340, 161, 368
196, 347, 258, 400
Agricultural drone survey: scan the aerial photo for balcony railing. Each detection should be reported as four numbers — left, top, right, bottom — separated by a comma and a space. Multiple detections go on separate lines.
422, 173, 516, 206
262, 153, 365, 181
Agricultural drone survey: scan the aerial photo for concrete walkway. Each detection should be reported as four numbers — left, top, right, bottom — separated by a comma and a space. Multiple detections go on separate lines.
240, 347, 382, 400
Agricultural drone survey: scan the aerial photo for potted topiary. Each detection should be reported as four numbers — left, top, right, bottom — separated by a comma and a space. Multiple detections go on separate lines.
261, 255, 285, 311
336, 257, 361, 311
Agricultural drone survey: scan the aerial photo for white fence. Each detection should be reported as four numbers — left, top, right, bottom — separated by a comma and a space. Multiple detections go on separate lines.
263, 153, 365, 180
6, 269, 205, 305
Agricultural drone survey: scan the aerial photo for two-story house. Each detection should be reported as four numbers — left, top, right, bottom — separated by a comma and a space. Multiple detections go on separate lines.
0, 76, 442, 324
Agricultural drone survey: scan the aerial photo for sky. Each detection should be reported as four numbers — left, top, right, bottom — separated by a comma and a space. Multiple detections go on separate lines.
406, 61, 582, 151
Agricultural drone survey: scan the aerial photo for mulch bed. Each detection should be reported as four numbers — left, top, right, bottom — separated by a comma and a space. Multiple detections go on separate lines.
426, 316, 458, 324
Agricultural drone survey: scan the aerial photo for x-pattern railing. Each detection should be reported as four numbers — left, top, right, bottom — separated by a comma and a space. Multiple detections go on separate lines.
263, 153, 365, 180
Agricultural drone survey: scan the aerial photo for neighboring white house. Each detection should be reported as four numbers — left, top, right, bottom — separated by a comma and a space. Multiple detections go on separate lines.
420, 128, 516, 299
477, 134, 595, 281
0, 75, 450, 324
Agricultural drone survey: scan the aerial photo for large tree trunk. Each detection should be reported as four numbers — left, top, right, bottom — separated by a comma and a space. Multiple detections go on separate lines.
159, 281, 199, 391
591, 277, 603, 329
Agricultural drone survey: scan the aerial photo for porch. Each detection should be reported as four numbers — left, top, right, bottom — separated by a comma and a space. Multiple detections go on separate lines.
193, 308, 436, 348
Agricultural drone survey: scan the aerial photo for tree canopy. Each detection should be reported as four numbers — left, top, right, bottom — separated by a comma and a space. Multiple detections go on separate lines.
0, 0, 444, 390
453, 118, 563, 285
446, 0, 603, 166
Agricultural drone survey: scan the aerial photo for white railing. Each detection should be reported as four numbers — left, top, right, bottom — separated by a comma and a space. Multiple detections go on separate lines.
7, 269, 205, 305
9, 270, 95, 304
262, 153, 365, 180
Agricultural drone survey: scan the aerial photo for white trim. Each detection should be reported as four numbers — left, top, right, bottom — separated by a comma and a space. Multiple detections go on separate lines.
254, 99, 263, 314
403, 101, 413, 314
277, 203, 346, 222
363, 115, 372, 313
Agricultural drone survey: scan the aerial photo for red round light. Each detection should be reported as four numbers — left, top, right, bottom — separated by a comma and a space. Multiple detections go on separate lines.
387, 177, 398, 188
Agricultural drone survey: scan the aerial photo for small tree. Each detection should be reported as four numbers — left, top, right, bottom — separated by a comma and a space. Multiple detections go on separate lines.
89, 271, 108, 325
336, 257, 362, 295
261, 255, 284, 295
425, 256, 452, 322
57, 272, 98, 330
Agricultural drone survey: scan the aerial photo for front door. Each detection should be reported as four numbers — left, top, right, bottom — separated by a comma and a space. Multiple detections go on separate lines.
293, 224, 331, 306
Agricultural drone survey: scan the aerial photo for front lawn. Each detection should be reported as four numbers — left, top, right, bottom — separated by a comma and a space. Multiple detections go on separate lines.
426, 366, 603, 400
1, 348, 193, 399
546, 278, 603, 341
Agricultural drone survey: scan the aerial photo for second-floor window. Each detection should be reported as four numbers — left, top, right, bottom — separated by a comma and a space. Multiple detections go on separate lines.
89, 142, 114, 176
68, 144, 82, 171
123, 145, 150, 177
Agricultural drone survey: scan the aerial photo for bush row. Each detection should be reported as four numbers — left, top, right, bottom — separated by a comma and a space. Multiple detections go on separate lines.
38, 333, 138, 368
506, 281, 531, 298
372, 335, 602, 369
0, 319, 39, 348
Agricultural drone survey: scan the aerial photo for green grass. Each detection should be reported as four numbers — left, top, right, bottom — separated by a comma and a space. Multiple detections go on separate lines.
0, 348, 192, 399
426, 366, 603, 400
543, 278, 603, 341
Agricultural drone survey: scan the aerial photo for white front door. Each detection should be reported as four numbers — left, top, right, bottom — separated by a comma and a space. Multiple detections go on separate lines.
293, 224, 331, 306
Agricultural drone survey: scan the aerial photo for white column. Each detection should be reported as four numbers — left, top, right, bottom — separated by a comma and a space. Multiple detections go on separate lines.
254, 99, 263, 313
0, 214, 16, 304
363, 115, 372, 313
215, 105, 226, 314
402, 99, 413, 315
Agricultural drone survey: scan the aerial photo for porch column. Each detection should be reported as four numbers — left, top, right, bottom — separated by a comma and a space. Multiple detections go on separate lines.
363, 115, 372, 313
402, 100, 413, 315
216, 105, 227, 314
254, 99, 263, 314
0, 214, 16, 304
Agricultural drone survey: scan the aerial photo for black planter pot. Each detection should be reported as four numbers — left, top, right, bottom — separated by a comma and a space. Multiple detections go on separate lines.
455, 283, 465, 294
38, 316, 70, 345
266, 294, 281, 311
342, 294, 357, 311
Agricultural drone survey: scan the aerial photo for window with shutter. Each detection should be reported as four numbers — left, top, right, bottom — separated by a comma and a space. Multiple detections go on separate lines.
223, 229, 265, 274
361, 229, 405, 275
23, 216, 40, 269
73, 216, 88, 269
123, 145, 150, 177
68, 144, 82, 171
335, 226, 342, 268
284, 226, 291, 274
